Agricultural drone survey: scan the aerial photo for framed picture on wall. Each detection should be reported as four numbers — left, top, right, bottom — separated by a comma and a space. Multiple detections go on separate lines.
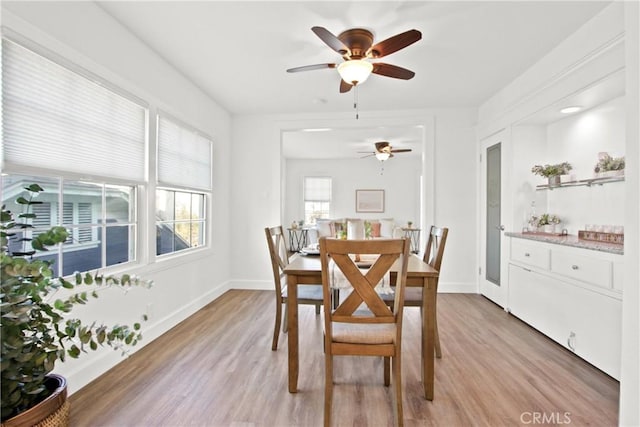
355, 189, 385, 213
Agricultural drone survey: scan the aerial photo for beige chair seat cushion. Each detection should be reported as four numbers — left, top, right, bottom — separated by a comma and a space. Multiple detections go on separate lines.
330, 322, 396, 345
325, 310, 396, 344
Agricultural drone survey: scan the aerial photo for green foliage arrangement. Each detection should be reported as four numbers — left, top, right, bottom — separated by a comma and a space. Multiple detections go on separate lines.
528, 213, 561, 228
594, 153, 625, 173
531, 162, 573, 178
1, 184, 152, 421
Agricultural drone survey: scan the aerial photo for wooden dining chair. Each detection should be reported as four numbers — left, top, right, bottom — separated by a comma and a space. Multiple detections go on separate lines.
382, 226, 449, 358
319, 237, 410, 427
265, 225, 325, 351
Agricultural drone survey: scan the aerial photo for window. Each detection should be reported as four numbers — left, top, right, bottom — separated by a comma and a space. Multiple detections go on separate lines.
156, 114, 212, 256
304, 177, 332, 224
156, 189, 205, 255
2, 35, 146, 275
1, 175, 137, 276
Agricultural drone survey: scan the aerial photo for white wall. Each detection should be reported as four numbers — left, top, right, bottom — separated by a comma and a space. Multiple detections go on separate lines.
1, 3, 233, 393
231, 109, 478, 294
284, 157, 422, 226
620, 2, 639, 425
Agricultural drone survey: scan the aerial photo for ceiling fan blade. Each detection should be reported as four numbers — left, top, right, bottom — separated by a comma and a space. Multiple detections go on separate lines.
372, 63, 415, 80
340, 79, 353, 93
287, 63, 336, 73
390, 149, 412, 153
367, 29, 422, 58
360, 153, 375, 158
312, 26, 351, 56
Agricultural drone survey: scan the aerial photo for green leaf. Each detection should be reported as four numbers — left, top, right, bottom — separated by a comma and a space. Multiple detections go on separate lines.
68, 345, 81, 358
84, 272, 94, 285
31, 239, 44, 251
61, 278, 75, 289
25, 183, 44, 192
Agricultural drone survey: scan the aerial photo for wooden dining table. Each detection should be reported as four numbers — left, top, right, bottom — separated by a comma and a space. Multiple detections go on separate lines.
283, 252, 439, 400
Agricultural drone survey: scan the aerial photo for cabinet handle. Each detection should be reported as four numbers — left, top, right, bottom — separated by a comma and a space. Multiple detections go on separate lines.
524, 253, 530, 257
571, 265, 579, 270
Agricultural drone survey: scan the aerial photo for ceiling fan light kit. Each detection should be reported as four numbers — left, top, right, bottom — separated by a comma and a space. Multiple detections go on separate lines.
375, 151, 391, 161
337, 60, 373, 86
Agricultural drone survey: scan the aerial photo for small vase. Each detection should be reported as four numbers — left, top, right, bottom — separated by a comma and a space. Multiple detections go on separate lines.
543, 224, 555, 234
547, 176, 561, 187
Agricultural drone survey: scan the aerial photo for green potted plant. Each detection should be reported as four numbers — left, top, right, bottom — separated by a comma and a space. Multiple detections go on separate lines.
594, 152, 625, 178
531, 162, 573, 186
537, 213, 561, 233
1, 184, 152, 426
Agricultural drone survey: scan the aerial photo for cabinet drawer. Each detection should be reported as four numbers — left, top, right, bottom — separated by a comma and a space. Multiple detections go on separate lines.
550, 250, 612, 289
511, 240, 550, 270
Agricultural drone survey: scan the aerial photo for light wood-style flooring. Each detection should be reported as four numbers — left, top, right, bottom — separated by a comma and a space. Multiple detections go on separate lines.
69, 291, 619, 426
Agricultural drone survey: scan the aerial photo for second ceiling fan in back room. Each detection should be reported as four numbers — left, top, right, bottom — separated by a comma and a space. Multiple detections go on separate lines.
287, 26, 422, 118
359, 141, 413, 175
359, 141, 412, 162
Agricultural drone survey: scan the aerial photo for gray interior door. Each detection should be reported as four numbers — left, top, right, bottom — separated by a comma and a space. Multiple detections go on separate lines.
486, 143, 501, 285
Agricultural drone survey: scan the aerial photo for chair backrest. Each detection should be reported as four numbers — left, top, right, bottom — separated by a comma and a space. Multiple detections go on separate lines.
265, 226, 289, 296
319, 238, 410, 329
422, 226, 449, 272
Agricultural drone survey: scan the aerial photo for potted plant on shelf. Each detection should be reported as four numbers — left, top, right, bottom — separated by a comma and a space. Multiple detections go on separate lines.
537, 213, 561, 234
594, 152, 625, 178
531, 162, 573, 187
1, 184, 152, 426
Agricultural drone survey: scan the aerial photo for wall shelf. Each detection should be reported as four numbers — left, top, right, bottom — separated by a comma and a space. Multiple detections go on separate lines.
536, 175, 624, 191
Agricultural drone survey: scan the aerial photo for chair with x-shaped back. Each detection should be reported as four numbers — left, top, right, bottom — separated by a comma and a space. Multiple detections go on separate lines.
319, 237, 410, 427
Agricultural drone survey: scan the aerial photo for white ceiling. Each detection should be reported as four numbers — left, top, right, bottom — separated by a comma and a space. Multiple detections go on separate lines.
92, 0, 611, 159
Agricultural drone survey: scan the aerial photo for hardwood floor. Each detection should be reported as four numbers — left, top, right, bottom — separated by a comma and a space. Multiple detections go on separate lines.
69, 291, 619, 426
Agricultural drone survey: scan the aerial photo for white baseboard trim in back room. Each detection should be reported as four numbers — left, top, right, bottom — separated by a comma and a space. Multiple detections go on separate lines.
232, 280, 477, 294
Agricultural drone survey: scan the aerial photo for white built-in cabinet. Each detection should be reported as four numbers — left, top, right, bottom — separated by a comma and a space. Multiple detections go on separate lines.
507, 236, 622, 379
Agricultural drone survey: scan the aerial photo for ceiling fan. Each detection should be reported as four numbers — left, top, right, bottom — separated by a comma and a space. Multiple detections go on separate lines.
359, 141, 412, 161
287, 26, 422, 93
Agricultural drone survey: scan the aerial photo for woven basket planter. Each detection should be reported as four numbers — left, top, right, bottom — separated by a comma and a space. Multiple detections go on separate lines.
1, 375, 69, 427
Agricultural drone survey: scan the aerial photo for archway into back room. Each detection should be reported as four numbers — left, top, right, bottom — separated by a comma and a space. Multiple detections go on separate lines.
277, 114, 435, 248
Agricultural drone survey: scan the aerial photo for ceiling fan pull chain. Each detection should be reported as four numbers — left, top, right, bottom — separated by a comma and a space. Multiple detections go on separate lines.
354, 85, 359, 119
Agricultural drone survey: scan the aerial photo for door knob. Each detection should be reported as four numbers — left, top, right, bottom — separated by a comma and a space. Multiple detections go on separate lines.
495, 225, 505, 231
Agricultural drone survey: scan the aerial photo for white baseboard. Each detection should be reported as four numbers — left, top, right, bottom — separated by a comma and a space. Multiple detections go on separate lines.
438, 282, 478, 293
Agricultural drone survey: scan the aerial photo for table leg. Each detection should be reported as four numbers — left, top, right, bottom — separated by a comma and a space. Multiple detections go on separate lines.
287, 275, 299, 393
422, 277, 435, 400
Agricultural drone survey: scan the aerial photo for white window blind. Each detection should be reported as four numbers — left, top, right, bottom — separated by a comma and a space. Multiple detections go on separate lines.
1, 37, 147, 181
304, 177, 332, 201
157, 114, 212, 191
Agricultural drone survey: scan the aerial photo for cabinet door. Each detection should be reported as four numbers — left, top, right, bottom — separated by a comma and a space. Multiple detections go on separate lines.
508, 264, 621, 379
